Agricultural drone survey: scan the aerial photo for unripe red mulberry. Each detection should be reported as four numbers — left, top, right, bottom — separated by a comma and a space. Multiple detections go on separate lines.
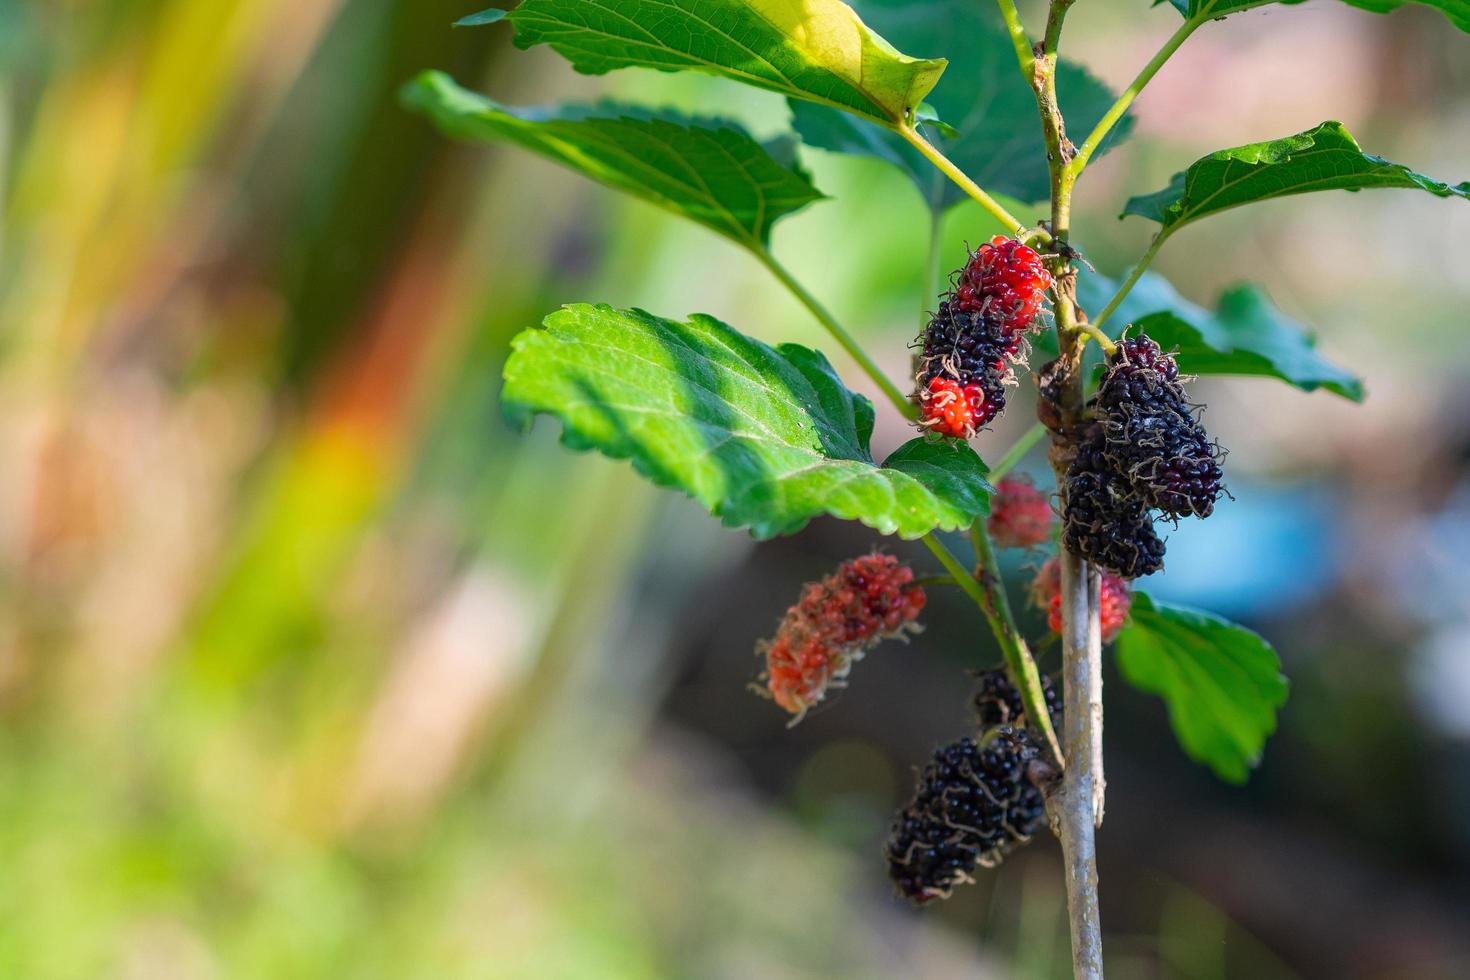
987, 475, 1053, 549
1031, 557, 1131, 643
758, 553, 925, 719
918, 375, 993, 440
886, 729, 1048, 904
952, 236, 1054, 335
912, 237, 1050, 440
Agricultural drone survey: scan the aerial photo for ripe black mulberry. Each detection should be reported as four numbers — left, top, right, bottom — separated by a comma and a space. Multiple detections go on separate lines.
971, 669, 1060, 730
885, 729, 1048, 904
1061, 428, 1166, 579
1097, 337, 1225, 519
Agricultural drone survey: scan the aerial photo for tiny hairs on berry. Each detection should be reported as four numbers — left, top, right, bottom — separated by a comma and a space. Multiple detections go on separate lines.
756, 553, 925, 721
1098, 336, 1225, 520
912, 237, 1054, 440
1059, 332, 1228, 579
886, 728, 1049, 904
1061, 427, 1166, 579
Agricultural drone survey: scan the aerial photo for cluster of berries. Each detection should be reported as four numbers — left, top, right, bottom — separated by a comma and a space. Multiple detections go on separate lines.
756, 553, 926, 720
987, 479, 1133, 641
1062, 336, 1225, 579
1029, 557, 1132, 644
885, 671, 1055, 904
915, 237, 1054, 439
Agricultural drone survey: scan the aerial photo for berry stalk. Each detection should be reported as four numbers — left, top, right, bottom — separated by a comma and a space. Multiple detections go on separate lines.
969, 521, 1063, 765
919, 532, 1060, 760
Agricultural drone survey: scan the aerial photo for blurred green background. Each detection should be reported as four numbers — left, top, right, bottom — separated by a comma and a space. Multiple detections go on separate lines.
1, 1, 1468, 977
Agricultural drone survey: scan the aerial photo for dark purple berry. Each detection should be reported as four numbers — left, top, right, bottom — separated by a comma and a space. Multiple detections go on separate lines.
1097, 336, 1225, 519
1062, 428, 1166, 579
971, 669, 1060, 730
885, 729, 1048, 904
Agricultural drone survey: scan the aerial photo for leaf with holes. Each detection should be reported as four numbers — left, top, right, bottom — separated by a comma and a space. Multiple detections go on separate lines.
1124, 121, 1470, 234
1071, 269, 1364, 400
791, 0, 1132, 209
502, 304, 993, 539
403, 71, 824, 249
1158, 0, 1470, 33
505, 0, 947, 125
1116, 594, 1289, 784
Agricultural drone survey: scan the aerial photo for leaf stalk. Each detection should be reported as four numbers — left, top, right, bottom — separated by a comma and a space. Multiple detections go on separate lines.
1065, 14, 1204, 180
756, 250, 917, 420
1090, 230, 1170, 337
898, 123, 1028, 235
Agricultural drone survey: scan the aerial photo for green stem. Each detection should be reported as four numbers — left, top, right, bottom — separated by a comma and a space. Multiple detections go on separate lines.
989, 422, 1047, 482
912, 574, 961, 589
1075, 321, 1117, 354
922, 531, 1062, 766
996, 0, 1035, 77
898, 123, 1026, 235
757, 250, 917, 419
969, 524, 1062, 763
1042, 0, 1073, 57
1090, 231, 1169, 337
1066, 15, 1203, 179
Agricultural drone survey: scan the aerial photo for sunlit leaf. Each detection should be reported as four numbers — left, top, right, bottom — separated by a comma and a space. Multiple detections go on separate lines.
791, 0, 1132, 209
502, 304, 993, 539
1073, 269, 1364, 400
507, 0, 948, 125
403, 71, 824, 248
1123, 121, 1470, 234
1116, 594, 1289, 784
1159, 0, 1470, 34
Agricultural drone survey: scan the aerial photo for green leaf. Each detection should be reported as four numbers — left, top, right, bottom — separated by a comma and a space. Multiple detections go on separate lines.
1124, 121, 1470, 234
1116, 594, 1289, 784
402, 71, 824, 249
454, 7, 507, 27
502, 304, 993, 539
914, 103, 959, 140
1073, 269, 1364, 400
506, 0, 948, 125
1160, 0, 1470, 34
791, 0, 1133, 209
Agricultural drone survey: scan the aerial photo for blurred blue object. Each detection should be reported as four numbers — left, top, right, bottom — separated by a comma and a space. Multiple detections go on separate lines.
1140, 482, 1342, 620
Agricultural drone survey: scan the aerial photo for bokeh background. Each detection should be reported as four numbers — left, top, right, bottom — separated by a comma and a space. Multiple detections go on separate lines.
2, 1, 1468, 977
